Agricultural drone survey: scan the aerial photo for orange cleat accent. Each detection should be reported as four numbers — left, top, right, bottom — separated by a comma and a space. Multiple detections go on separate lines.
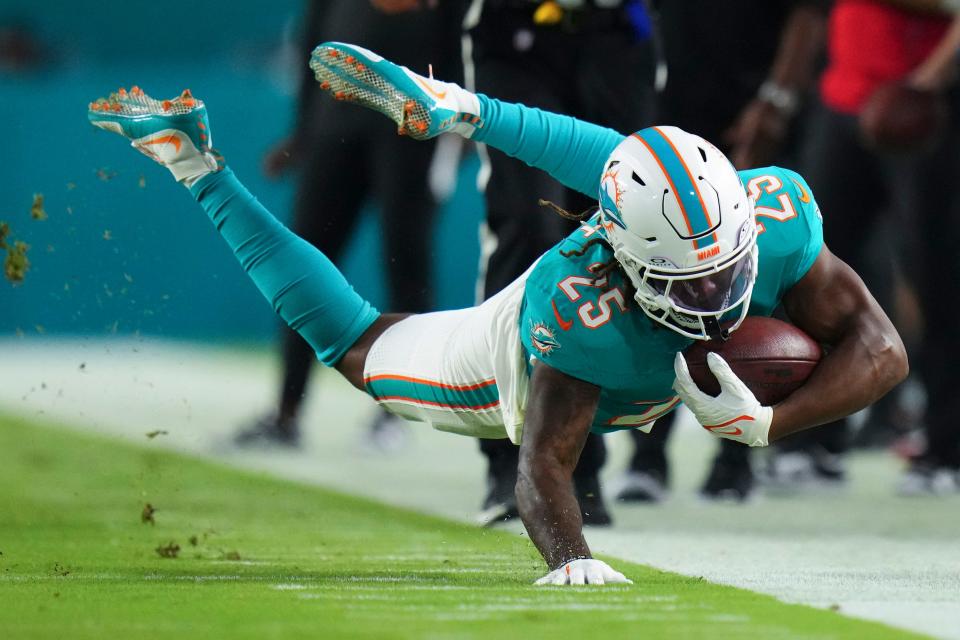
181, 89, 193, 98
182, 98, 196, 108
198, 122, 206, 130
118, 88, 128, 97
345, 55, 355, 64
162, 100, 172, 112
320, 81, 330, 90
111, 103, 122, 112
131, 85, 143, 97
355, 63, 365, 72
328, 50, 339, 58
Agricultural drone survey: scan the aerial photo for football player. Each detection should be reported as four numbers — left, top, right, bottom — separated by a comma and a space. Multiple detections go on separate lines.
87, 43, 907, 586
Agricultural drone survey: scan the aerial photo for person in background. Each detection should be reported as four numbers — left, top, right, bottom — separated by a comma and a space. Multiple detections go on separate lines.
616, 0, 829, 503
381, 0, 662, 525
295, 0, 656, 526
461, 0, 662, 526
234, 0, 459, 449
797, 0, 960, 494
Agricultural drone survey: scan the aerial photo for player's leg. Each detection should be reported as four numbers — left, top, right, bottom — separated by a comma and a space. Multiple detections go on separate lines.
366, 124, 438, 450
470, 47, 611, 526
374, 130, 435, 314
471, 46, 564, 525
896, 89, 960, 493
87, 88, 402, 390
576, 23, 662, 504
765, 100, 891, 490
620, 412, 675, 503
238, 133, 373, 446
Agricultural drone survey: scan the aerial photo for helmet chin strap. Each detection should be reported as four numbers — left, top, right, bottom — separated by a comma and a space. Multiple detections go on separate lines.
703, 316, 730, 342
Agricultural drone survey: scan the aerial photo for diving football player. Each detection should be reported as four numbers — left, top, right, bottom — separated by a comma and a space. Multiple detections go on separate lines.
87, 44, 907, 586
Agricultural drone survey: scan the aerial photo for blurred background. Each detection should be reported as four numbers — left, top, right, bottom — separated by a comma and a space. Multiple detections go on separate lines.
0, 0, 483, 341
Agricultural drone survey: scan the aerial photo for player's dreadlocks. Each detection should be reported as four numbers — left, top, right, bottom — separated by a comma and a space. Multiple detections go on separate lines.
537, 199, 630, 291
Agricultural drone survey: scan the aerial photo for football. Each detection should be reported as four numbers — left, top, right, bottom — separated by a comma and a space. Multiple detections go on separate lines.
683, 317, 822, 406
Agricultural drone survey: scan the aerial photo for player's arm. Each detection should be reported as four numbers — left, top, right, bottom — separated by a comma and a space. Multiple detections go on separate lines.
262, 1, 333, 178
771, 245, 909, 441
518, 361, 630, 585
911, 14, 960, 89
518, 361, 596, 567
725, 2, 826, 168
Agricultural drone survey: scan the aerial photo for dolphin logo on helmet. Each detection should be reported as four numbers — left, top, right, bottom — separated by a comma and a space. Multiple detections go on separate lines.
597, 126, 759, 341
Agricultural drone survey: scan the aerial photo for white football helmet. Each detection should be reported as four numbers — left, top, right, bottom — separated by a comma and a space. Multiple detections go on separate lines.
598, 126, 758, 341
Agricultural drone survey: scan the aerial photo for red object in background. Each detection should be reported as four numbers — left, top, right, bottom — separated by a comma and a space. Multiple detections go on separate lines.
820, 0, 949, 115
684, 317, 822, 406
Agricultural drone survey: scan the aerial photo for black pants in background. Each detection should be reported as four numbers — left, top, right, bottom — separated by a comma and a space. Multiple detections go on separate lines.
279, 118, 437, 416
790, 97, 960, 467
469, 6, 659, 481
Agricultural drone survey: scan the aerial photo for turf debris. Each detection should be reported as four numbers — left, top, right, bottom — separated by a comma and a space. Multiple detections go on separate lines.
0, 413, 931, 640
154, 542, 180, 559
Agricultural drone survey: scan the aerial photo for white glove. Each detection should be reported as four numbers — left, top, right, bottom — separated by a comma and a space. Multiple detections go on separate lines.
535, 559, 632, 586
673, 352, 773, 447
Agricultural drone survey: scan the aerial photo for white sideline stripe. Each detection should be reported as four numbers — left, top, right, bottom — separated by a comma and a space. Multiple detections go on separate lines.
0, 338, 957, 639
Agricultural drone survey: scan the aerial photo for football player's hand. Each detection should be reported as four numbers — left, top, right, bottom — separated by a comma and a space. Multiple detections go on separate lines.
535, 559, 632, 586
673, 352, 773, 447
724, 98, 788, 169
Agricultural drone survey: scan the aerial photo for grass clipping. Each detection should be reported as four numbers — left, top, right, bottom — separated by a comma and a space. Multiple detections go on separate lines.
0, 222, 30, 284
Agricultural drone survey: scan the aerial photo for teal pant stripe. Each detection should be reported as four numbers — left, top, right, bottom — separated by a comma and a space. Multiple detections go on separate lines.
367, 377, 500, 410
191, 168, 380, 366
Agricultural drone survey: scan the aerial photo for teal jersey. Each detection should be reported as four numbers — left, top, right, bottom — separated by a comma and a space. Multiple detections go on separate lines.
519, 166, 824, 433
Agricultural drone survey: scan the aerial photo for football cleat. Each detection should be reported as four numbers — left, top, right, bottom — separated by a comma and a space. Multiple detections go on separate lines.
615, 469, 669, 503
88, 86, 221, 186
233, 412, 301, 449
309, 42, 482, 140
896, 460, 959, 496
700, 454, 755, 502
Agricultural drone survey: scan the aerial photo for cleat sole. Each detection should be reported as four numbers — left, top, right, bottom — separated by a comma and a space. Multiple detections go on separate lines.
309, 44, 433, 139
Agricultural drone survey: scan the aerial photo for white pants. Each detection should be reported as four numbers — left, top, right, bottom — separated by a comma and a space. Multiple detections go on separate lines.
363, 266, 532, 443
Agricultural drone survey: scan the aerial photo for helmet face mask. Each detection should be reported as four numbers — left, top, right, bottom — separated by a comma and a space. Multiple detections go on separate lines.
614, 224, 758, 341
599, 127, 759, 341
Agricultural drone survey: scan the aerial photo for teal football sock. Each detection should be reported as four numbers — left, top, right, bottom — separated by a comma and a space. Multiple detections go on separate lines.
472, 94, 624, 198
190, 168, 380, 366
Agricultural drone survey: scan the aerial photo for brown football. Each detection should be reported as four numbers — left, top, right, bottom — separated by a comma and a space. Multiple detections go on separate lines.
683, 317, 822, 406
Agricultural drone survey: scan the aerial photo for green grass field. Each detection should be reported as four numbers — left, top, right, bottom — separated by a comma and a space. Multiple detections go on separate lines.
0, 412, 928, 639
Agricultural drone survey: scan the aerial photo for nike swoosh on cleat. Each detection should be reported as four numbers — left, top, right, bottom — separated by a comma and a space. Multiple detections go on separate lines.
413, 75, 447, 100
140, 134, 183, 153
551, 300, 574, 332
